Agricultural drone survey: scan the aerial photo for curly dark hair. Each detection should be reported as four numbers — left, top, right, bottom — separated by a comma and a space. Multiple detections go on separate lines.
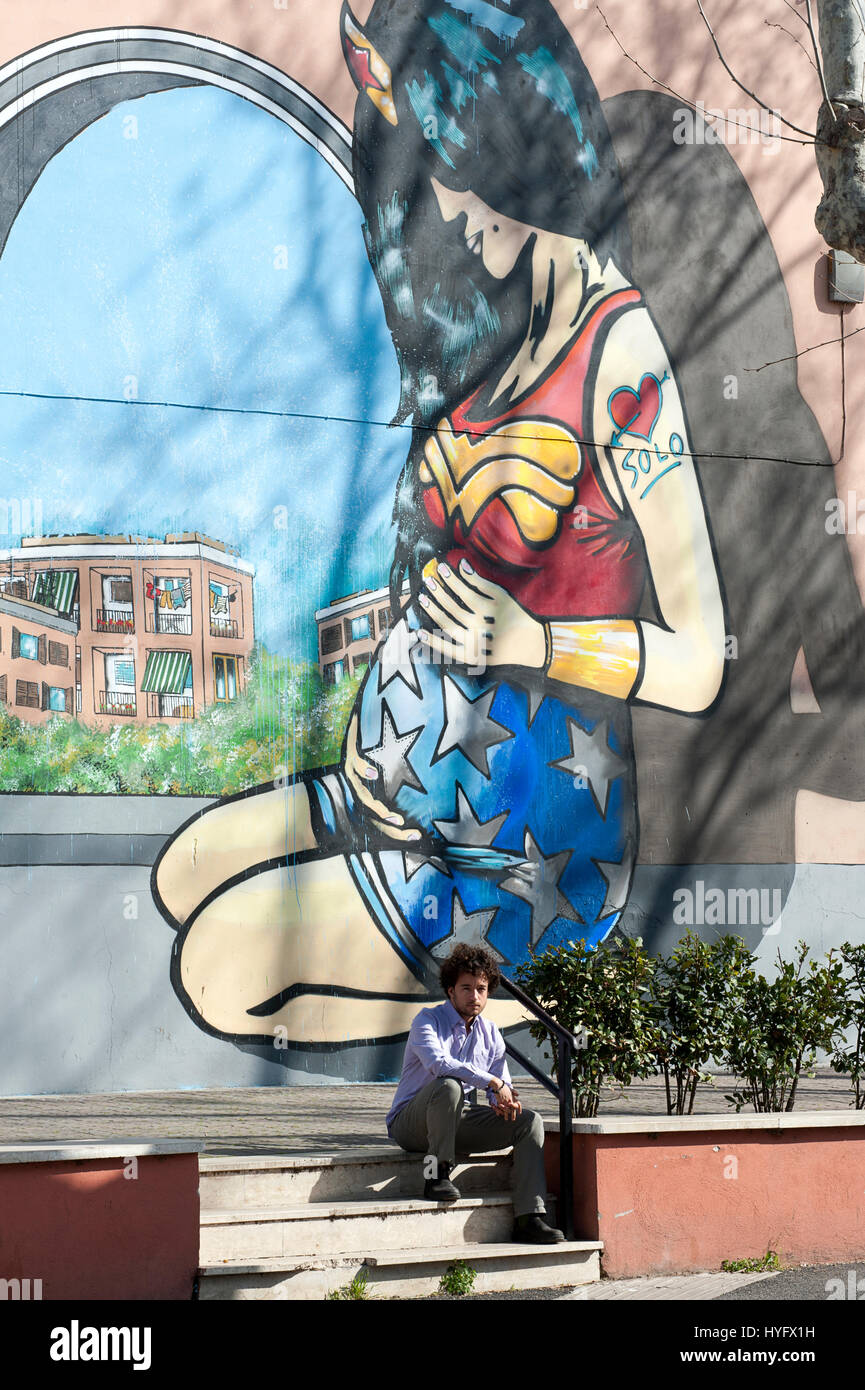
439, 943, 501, 996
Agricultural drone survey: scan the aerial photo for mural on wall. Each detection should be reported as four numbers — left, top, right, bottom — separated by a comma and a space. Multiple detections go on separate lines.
2, 0, 865, 1085
155, 0, 729, 1046
150, 0, 865, 1052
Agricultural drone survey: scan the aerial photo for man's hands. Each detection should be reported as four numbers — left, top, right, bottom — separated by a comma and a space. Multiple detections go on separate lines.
491, 1081, 521, 1120
344, 711, 422, 843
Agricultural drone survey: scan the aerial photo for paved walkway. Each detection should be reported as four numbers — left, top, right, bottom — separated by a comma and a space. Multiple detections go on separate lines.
562, 1271, 781, 1299
439, 1261, 865, 1300
0, 1070, 854, 1154
435, 1271, 781, 1300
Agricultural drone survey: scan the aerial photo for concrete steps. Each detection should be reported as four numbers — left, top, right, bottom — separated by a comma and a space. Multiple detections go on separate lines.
199, 1149, 513, 1208
201, 1193, 523, 1261
198, 1241, 602, 1300
197, 1146, 602, 1300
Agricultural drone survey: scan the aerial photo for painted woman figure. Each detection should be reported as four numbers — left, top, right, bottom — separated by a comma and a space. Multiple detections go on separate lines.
153, 0, 725, 1048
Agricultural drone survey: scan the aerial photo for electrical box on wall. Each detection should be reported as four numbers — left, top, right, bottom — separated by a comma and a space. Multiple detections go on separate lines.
828, 249, 865, 304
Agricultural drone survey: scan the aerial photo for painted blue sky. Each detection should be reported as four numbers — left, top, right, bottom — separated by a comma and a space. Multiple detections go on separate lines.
0, 85, 403, 661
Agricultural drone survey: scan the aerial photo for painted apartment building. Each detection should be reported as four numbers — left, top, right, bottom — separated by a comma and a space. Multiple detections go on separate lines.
0, 533, 254, 726
0, 591, 77, 724
314, 584, 392, 684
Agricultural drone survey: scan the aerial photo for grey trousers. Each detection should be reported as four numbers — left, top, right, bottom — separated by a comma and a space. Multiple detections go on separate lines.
388, 1076, 547, 1218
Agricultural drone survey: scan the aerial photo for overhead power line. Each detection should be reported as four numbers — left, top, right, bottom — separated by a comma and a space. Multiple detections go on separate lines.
0, 387, 834, 469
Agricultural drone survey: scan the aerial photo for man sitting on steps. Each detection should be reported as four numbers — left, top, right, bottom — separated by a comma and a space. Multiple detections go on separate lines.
386, 943, 565, 1244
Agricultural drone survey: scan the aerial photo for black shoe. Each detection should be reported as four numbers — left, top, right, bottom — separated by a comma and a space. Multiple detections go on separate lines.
512, 1214, 565, 1244
423, 1161, 461, 1202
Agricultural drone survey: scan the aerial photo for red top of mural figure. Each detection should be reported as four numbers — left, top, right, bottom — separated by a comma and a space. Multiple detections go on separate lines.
421, 286, 647, 618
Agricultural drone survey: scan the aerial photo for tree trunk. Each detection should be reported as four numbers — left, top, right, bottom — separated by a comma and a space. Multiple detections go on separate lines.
816, 0, 865, 261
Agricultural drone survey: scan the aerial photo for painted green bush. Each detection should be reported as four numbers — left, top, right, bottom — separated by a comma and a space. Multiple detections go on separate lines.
0, 649, 361, 796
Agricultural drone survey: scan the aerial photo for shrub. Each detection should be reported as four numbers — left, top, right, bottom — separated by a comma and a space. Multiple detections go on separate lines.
325, 1268, 370, 1300
722, 941, 850, 1112
0, 649, 361, 796
439, 1261, 477, 1296
514, 935, 659, 1118
829, 941, 865, 1108
650, 931, 754, 1115
721, 1251, 781, 1274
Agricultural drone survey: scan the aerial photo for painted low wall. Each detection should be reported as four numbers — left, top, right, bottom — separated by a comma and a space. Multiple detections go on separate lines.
545, 1115, 865, 1279
0, 1142, 201, 1299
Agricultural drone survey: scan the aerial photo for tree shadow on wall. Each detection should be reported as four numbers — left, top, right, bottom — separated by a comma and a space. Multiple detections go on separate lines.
604, 91, 865, 956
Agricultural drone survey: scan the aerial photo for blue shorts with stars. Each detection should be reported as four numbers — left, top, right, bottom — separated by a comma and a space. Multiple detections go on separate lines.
307, 606, 636, 986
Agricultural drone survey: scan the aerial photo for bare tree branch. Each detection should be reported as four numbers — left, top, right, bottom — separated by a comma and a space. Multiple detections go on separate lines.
763, 18, 817, 71
804, 0, 837, 119
695, 0, 820, 140
745, 320, 865, 371
781, 0, 809, 29
595, 3, 817, 146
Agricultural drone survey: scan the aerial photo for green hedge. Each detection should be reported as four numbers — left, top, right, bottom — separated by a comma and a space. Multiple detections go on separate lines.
515, 932, 865, 1116
0, 649, 360, 796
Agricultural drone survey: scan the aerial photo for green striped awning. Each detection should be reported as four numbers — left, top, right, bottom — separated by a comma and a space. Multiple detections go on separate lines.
141, 650, 192, 694
32, 569, 78, 613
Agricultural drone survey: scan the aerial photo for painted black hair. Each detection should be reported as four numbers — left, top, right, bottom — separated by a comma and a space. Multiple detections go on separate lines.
346, 0, 632, 613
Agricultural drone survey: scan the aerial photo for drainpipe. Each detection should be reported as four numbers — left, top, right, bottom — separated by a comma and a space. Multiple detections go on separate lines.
815, 0, 865, 260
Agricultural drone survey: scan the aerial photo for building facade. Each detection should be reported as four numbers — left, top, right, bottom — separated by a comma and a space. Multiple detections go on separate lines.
0, 592, 78, 724
0, 533, 254, 726
314, 584, 392, 684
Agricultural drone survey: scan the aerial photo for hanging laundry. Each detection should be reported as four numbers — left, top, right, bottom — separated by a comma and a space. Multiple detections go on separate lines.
212, 593, 229, 616
159, 588, 172, 608
146, 580, 154, 600
181, 579, 192, 603
171, 586, 186, 610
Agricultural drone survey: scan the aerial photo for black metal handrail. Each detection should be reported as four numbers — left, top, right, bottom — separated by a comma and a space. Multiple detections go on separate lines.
499, 975, 578, 1241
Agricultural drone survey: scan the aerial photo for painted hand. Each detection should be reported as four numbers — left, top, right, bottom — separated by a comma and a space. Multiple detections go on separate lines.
343, 711, 422, 843
418, 559, 546, 672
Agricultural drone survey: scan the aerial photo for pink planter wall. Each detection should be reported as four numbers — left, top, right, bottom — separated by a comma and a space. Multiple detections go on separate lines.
0, 1153, 200, 1300
546, 1125, 865, 1279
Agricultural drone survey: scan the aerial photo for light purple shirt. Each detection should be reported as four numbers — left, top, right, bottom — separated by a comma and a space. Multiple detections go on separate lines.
386, 999, 512, 1131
